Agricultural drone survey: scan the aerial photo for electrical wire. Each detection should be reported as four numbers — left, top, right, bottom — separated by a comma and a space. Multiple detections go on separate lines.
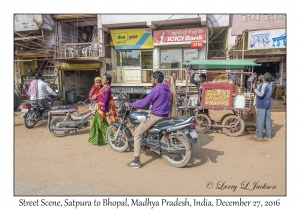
151, 14, 175, 30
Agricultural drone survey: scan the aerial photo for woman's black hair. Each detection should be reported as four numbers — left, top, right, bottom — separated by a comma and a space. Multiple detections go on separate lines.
152, 71, 164, 83
103, 73, 112, 85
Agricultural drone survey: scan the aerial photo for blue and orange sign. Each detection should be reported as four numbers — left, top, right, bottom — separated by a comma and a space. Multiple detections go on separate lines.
110, 28, 154, 50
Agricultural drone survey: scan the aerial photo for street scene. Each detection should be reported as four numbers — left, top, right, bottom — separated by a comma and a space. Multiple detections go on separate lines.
13, 14, 287, 199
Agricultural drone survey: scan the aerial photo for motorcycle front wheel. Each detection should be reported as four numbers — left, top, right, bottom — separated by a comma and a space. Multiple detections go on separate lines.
24, 111, 37, 129
106, 125, 128, 152
49, 116, 70, 137
162, 135, 192, 168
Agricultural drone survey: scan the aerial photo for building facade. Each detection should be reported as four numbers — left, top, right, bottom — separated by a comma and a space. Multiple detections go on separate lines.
228, 14, 286, 86
14, 14, 286, 103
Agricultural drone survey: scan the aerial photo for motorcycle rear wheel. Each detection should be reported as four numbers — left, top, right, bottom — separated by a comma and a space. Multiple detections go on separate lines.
49, 116, 70, 137
162, 135, 192, 168
106, 125, 128, 152
24, 111, 37, 129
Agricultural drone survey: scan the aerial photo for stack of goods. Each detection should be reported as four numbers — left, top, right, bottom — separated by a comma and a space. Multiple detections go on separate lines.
204, 89, 231, 106
201, 83, 234, 108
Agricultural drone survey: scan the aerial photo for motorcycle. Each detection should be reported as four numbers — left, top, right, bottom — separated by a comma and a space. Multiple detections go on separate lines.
47, 99, 96, 137
105, 92, 200, 168
20, 94, 56, 129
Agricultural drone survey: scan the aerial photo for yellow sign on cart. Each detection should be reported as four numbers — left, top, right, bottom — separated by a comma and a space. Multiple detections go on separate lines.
110, 28, 154, 50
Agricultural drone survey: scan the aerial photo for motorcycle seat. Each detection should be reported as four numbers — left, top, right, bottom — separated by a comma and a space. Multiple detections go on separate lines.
154, 117, 187, 127
52, 105, 78, 111
22, 100, 39, 106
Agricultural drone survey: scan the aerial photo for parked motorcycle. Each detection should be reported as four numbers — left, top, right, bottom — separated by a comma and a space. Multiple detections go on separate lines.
20, 95, 56, 129
106, 92, 200, 168
47, 99, 96, 137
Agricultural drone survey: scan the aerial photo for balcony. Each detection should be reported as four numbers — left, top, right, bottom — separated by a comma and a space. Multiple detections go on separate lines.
54, 42, 110, 60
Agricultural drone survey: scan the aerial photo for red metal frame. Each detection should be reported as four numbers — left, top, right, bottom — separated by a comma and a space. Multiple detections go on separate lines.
201, 83, 234, 109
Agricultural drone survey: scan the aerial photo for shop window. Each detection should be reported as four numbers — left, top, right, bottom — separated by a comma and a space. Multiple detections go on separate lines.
116, 50, 141, 67
160, 48, 199, 69
160, 49, 182, 69
183, 49, 199, 62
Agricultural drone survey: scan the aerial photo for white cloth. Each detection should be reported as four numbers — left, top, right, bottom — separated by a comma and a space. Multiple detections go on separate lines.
35, 79, 57, 99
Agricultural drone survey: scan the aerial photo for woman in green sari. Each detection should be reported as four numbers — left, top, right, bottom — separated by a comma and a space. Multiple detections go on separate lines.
88, 74, 116, 145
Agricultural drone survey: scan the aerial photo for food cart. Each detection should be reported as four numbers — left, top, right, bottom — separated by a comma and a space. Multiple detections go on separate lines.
178, 59, 261, 137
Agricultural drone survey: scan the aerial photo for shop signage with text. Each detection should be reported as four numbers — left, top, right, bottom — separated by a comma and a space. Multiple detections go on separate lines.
110, 28, 154, 49
153, 28, 206, 45
191, 41, 205, 48
231, 14, 286, 35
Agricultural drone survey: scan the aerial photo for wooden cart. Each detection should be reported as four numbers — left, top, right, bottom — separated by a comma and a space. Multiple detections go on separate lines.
178, 59, 261, 137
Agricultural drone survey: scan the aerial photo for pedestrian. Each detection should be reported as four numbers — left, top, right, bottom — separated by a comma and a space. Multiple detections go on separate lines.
27, 73, 57, 111
89, 77, 103, 101
170, 71, 177, 87
252, 72, 273, 140
88, 73, 117, 145
162, 77, 177, 117
190, 72, 208, 114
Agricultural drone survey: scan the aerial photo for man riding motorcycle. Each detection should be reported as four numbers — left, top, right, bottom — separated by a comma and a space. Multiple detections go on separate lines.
124, 71, 170, 168
27, 74, 57, 111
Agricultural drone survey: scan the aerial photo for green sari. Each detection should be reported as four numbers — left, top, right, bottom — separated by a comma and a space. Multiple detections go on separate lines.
88, 111, 109, 145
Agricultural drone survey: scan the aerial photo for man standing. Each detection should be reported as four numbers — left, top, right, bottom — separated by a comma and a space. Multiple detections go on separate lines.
252, 72, 273, 140
170, 72, 177, 87
28, 74, 57, 111
124, 71, 170, 168
190, 73, 208, 114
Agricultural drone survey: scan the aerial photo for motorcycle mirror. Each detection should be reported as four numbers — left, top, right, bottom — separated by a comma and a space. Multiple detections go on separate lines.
145, 89, 151, 94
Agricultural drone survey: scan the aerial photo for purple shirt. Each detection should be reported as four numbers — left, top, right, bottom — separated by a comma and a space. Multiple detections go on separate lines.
96, 86, 111, 112
131, 83, 170, 117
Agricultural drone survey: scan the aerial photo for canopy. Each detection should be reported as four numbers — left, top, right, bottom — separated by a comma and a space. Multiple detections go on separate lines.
183, 59, 261, 70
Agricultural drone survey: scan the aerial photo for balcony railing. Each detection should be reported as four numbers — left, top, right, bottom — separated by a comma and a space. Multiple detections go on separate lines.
107, 69, 188, 84
55, 42, 106, 59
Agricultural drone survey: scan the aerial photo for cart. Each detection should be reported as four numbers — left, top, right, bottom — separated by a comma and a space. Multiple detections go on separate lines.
178, 59, 261, 137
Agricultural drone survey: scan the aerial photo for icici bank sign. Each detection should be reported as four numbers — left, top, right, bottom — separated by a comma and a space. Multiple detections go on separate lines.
153, 27, 206, 45
191, 41, 205, 48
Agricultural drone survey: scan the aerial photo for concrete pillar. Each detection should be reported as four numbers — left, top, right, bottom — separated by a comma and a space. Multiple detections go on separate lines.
97, 15, 105, 76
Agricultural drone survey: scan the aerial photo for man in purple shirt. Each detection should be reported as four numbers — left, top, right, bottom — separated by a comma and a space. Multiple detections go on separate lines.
124, 71, 170, 168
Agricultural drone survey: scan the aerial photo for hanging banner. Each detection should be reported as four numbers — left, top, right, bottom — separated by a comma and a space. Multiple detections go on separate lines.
248, 29, 286, 50
110, 28, 154, 50
14, 14, 43, 31
153, 27, 206, 46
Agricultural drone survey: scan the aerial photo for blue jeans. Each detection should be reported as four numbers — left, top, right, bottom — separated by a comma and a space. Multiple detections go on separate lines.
256, 108, 272, 138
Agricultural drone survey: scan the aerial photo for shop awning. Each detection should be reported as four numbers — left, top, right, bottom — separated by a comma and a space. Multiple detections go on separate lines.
59, 62, 101, 70
183, 59, 261, 70
110, 28, 154, 50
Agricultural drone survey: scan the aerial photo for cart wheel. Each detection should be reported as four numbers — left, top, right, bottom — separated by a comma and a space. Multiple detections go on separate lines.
220, 113, 235, 124
196, 113, 211, 133
221, 115, 245, 137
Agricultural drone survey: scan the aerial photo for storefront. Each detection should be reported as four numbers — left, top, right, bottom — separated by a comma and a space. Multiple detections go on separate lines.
153, 27, 207, 84
60, 62, 101, 103
110, 28, 154, 98
246, 28, 286, 86
230, 14, 286, 91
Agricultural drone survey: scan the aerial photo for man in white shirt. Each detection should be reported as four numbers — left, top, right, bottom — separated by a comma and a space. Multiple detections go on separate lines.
28, 74, 57, 111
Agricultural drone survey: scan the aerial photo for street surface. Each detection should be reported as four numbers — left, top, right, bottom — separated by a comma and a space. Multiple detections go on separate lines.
14, 106, 286, 196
